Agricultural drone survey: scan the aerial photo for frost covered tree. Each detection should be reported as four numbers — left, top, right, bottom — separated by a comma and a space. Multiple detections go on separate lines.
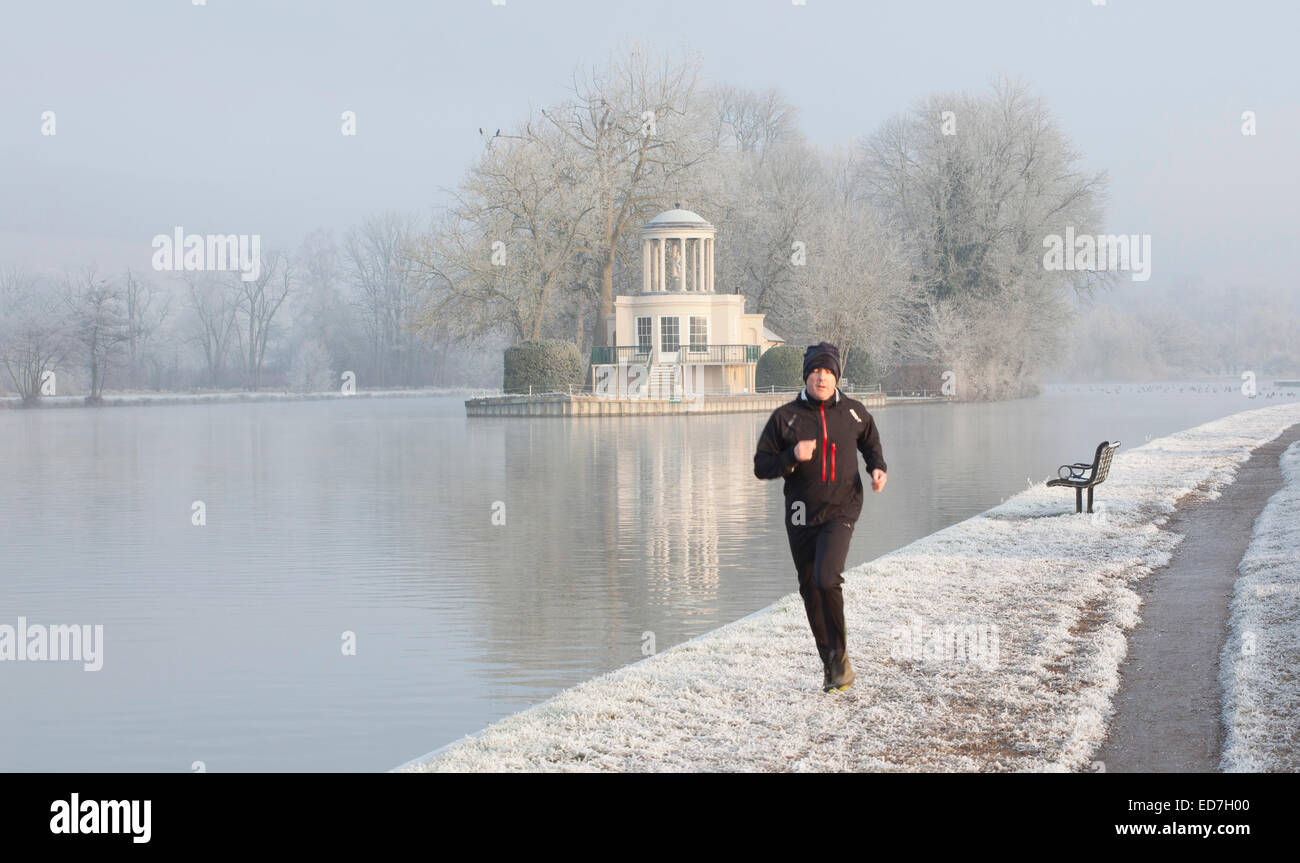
121, 269, 171, 390
411, 42, 715, 356
859, 75, 1112, 399
705, 124, 820, 317
183, 270, 240, 388
539, 42, 715, 347
409, 120, 590, 346
710, 84, 798, 159
0, 268, 73, 405
344, 211, 428, 387
289, 335, 333, 394
787, 151, 909, 384
232, 250, 291, 391
64, 267, 130, 403
293, 229, 354, 382
701, 121, 909, 382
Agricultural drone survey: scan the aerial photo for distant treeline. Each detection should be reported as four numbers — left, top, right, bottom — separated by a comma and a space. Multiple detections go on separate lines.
1061, 280, 1300, 380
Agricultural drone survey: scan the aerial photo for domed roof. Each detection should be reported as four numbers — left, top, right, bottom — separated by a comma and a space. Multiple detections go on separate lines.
643, 206, 713, 231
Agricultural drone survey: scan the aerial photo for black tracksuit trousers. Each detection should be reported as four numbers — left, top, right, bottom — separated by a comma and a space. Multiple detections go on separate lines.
786, 517, 854, 668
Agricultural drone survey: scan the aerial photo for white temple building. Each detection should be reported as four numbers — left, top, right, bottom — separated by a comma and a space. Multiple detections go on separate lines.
590, 206, 783, 396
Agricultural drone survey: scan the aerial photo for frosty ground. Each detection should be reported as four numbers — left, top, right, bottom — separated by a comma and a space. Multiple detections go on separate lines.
1220, 436, 1300, 771
399, 402, 1300, 772
0, 387, 474, 409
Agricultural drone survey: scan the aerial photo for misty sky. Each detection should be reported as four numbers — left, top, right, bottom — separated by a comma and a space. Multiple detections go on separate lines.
2, 0, 1297, 304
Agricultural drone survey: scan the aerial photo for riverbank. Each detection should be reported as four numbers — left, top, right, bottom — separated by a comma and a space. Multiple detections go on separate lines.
397, 402, 1300, 772
0, 387, 477, 409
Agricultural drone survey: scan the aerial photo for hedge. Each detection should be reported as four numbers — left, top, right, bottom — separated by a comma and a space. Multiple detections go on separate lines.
841, 347, 878, 387
503, 339, 584, 394
755, 344, 806, 390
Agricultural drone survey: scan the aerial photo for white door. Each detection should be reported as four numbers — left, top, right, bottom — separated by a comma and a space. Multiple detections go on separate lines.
658, 316, 680, 363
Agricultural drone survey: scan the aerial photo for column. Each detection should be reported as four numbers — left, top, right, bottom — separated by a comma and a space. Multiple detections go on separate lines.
694, 237, 701, 292
703, 237, 709, 291
708, 238, 714, 292
643, 239, 650, 294
658, 237, 665, 293
681, 236, 691, 293
711, 238, 717, 292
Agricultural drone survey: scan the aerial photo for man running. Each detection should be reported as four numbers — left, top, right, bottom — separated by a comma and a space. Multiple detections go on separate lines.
753, 341, 887, 692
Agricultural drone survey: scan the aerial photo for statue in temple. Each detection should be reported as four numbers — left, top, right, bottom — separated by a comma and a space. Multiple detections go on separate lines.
668, 241, 684, 287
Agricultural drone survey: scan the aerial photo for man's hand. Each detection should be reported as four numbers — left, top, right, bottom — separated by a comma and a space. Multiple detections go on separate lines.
794, 439, 816, 462
871, 469, 887, 492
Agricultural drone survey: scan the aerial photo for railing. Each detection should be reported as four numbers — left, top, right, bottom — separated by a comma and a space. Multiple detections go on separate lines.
590, 346, 652, 365
885, 389, 950, 398
590, 344, 760, 365
679, 344, 760, 364
751, 383, 883, 394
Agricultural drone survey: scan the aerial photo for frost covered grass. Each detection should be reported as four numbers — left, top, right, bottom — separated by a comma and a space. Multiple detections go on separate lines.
1220, 438, 1300, 772
400, 403, 1300, 772
0, 387, 473, 409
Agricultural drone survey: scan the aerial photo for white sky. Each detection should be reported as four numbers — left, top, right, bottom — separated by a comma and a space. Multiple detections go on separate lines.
1, 0, 1297, 304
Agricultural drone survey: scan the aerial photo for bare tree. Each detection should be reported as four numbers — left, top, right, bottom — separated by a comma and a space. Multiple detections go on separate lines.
538, 42, 715, 347
409, 121, 592, 346
713, 134, 823, 320
64, 267, 130, 403
711, 84, 798, 162
0, 268, 73, 405
344, 211, 424, 387
184, 271, 240, 388
232, 250, 291, 390
289, 335, 333, 393
122, 269, 171, 389
295, 229, 351, 371
788, 154, 909, 381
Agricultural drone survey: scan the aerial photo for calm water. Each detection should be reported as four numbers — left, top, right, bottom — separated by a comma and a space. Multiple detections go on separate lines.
0, 381, 1282, 771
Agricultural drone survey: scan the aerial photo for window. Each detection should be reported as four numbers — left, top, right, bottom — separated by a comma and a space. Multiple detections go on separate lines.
689, 316, 708, 352
659, 316, 680, 352
636, 317, 652, 354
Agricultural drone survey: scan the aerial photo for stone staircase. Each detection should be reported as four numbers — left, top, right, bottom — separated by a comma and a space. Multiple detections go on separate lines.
648, 364, 679, 398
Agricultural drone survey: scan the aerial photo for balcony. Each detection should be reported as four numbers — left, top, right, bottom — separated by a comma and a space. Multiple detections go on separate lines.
590, 346, 650, 365
591, 344, 760, 365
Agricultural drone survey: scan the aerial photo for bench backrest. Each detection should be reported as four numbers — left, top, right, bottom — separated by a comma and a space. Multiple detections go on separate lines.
1093, 440, 1121, 484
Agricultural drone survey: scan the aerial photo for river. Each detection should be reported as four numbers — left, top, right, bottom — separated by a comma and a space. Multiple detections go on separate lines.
0, 380, 1282, 771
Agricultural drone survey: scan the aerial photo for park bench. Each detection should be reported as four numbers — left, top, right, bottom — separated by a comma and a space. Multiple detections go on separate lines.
1046, 440, 1120, 513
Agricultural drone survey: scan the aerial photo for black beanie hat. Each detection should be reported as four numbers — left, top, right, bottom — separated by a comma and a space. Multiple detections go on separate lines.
803, 341, 841, 382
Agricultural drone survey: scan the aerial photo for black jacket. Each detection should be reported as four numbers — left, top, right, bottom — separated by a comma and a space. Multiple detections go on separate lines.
753, 387, 887, 528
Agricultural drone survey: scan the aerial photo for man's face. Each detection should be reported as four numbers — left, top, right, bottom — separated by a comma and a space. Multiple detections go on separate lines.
807, 367, 836, 401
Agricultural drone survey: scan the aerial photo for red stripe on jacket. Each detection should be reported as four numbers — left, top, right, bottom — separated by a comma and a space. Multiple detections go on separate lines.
819, 403, 828, 482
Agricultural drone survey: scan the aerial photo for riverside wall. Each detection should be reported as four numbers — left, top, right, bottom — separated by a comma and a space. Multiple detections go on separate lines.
464, 391, 890, 417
